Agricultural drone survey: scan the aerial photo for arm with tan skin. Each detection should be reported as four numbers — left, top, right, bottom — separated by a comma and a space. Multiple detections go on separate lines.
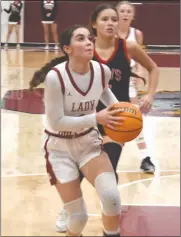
126, 41, 159, 113
135, 29, 144, 76
129, 30, 144, 103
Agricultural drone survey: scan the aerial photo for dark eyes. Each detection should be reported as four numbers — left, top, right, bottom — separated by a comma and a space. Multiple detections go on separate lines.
88, 35, 95, 42
77, 35, 95, 42
101, 17, 118, 22
120, 9, 132, 13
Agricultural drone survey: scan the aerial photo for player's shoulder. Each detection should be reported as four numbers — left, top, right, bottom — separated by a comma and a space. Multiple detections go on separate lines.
52, 61, 66, 71
45, 62, 66, 85
135, 28, 143, 35
90, 60, 111, 82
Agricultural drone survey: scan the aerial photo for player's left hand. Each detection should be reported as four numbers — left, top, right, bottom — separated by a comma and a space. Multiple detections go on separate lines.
139, 93, 154, 114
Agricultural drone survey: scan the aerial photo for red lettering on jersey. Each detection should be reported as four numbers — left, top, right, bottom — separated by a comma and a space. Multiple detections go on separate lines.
111, 68, 122, 82
71, 100, 95, 112
77, 102, 84, 111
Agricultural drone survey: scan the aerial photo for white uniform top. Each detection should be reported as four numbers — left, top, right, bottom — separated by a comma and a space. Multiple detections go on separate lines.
126, 27, 137, 68
43, 0, 54, 10
44, 60, 118, 133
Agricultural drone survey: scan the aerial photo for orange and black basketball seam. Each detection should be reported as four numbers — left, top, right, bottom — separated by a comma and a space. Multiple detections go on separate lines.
113, 114, 143, 122
104, 126, 143, 133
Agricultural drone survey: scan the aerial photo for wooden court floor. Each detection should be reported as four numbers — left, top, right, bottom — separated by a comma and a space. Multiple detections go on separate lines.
1, 49, 180, 236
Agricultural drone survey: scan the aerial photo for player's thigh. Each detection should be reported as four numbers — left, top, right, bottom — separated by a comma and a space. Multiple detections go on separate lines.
80, 151, 114, 186
55, 178, 82, 203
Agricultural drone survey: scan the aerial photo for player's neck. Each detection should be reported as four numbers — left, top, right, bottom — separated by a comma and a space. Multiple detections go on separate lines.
118, 24, 130, 34
95, 35, 116, 49
117, 24, 130, 39
68, 58, 90, 75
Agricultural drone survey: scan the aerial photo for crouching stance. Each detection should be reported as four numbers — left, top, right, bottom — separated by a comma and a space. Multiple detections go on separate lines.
30, 24, 124, 236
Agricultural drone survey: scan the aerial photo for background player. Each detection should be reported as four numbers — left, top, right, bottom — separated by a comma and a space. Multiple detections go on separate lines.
41, 0, 59, 50
116, 1, 155, 173
3, 0, 23, 49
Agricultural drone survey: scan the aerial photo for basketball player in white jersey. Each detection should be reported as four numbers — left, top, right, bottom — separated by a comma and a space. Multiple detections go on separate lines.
116, 1, 156, 173
29, 24, 129, 236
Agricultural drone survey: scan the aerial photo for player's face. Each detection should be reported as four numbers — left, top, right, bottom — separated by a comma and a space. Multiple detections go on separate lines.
117, 4, 134, 26
69, 28, 94, 60
93, 9, 118, 38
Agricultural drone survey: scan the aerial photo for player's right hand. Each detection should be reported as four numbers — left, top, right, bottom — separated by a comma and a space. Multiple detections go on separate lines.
96, 107, 125, 130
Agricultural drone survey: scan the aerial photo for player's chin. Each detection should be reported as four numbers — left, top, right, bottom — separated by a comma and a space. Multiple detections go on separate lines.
105, 31, 116, 38
84, 52, 94, 60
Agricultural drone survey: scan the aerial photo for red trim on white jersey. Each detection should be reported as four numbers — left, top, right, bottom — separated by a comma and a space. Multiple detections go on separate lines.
52, 68, 65, 95
65, 61, 94, 96
99, 63, 105, 90
44, 134, 57, 185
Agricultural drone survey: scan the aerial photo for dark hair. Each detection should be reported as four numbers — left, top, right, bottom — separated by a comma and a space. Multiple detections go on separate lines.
88, 4, 145, 84
88, 3, 118, 36
116, 1, 136, 16
130, 71, 146, 85
29, 24, 87, 90
60, 24, 86, 55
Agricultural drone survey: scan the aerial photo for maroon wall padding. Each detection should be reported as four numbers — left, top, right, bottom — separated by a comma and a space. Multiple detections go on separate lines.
24, 1, 180, 45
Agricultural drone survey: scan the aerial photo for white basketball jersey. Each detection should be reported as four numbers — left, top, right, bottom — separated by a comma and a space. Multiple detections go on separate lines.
126, 27, 137, 67
52, 60, 105, 117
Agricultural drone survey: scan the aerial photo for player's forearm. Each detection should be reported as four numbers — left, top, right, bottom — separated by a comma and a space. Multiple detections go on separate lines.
47, 113, 97, 132
4, 7, 11, 13
147, 67, 159, 96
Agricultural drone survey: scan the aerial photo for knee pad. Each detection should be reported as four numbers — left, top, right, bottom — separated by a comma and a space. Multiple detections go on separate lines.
95, 172, 121, 216
64, 197, 88, 234
135, 129, 145, 144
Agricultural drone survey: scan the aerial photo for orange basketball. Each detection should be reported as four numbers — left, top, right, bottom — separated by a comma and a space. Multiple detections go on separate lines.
103, 102, 143, 143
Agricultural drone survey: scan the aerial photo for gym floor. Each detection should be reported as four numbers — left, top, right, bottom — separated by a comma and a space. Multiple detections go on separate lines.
1, 48, 180, 236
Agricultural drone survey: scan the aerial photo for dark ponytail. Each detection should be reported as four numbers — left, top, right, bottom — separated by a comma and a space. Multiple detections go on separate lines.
29, 24, 86, 91
130, 71, 146, 85
29, 56, 67, 91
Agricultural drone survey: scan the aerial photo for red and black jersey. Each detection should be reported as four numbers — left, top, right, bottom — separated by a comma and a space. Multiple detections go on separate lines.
93, 38, 131, 112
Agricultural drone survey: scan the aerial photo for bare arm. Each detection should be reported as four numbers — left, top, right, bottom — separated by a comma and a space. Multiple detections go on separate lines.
135, 29, 144, 74
44, 70, 97, 132
126, 41, 159, 96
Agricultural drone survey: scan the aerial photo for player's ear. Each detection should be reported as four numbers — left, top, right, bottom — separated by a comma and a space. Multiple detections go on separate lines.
63, 45, 71, 55
92, 22, 97, 30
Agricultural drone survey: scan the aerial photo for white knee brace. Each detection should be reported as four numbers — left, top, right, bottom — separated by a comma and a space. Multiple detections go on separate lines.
95, 172, 121, 216
64, 197, 88, 234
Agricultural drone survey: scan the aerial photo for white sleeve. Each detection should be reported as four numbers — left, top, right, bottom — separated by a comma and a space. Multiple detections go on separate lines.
44, 70, 97, 132
100, 64, 118, 107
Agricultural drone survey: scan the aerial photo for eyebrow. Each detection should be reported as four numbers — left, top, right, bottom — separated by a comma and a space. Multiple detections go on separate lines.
75, 34, 85, 38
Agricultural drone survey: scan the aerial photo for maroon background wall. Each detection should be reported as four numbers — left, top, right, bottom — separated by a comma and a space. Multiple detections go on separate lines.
24, 1, 180, 45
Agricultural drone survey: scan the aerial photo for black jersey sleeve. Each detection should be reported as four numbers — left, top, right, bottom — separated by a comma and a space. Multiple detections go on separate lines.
4, 5, 12, 14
